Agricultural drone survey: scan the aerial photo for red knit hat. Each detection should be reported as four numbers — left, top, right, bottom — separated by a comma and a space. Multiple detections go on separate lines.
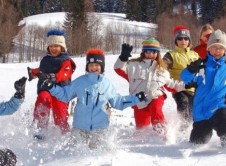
86, 48, 105, 73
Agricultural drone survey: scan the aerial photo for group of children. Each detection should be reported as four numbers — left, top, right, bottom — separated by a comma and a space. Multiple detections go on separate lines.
1, 24, 226, 161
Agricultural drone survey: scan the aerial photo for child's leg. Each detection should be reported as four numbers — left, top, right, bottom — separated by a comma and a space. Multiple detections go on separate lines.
190, 120, 213, 144
33, 91, 52, 129
134, 106, 151, 129
89, 128, 108, 149
70, 128, 88, 145
52, 97, 70, 134
149, 95, 166, 134
212, 108, 226, 146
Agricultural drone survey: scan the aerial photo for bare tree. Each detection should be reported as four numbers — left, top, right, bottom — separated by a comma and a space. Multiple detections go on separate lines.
0, 0, 24, 63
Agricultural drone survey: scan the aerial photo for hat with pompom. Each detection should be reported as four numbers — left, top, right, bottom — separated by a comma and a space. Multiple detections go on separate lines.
86, 48, 105, 73
173, 25, 191, 41
47, 29, 67, 51
142, 37, 160, 52
207, 29, 226, 50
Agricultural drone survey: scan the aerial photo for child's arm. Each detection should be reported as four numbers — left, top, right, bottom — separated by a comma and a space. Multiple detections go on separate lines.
55, 60, 75, 83
114, 56, 129, 82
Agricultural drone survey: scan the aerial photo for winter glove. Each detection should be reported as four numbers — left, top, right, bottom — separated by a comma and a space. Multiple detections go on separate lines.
119, 43, 133, 62
0, 148, 17, 166
136, 91, 148, 102
27, 67, 36, 81
187, 59, 205, 74
37, 72, 56, 83
14, 77, 27, 99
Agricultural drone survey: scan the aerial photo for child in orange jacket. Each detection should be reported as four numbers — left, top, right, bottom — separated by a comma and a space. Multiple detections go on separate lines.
28, 29, 75, 139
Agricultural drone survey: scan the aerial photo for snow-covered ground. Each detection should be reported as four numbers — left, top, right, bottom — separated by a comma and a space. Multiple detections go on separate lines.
0, 12, 226, 166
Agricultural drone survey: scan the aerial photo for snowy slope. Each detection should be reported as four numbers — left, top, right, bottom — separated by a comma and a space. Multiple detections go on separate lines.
0, 12, 226, 166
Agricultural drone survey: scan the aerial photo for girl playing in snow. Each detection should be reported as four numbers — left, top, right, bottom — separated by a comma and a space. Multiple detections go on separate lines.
114, 37, 185, 137
27, 29, 76, 139
43, 48, 146, 149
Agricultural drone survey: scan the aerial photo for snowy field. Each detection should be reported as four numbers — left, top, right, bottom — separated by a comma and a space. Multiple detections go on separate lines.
0, 12, 226, 166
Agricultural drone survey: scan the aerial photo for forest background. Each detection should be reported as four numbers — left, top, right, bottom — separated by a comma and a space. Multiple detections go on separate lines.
1, 0, 226, 63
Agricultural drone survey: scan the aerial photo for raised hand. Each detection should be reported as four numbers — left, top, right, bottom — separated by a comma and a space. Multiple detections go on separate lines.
119, 43, 133, 62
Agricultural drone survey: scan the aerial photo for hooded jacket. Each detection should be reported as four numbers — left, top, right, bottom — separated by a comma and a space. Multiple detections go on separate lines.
180, 53, 226, 122
50, 72, 140, 131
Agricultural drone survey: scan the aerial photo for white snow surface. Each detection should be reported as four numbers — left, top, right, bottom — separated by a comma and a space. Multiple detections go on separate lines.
1, 12, 226, 166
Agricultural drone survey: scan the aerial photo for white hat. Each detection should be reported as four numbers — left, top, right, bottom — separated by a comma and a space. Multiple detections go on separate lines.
207, 29, 226, 50
47, 29, 67, 51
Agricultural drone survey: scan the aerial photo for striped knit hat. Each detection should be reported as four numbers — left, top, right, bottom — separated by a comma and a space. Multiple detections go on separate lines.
142, 37, 160, 52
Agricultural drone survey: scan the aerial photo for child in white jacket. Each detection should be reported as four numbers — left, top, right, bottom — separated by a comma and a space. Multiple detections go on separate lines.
114, 37, 185, 136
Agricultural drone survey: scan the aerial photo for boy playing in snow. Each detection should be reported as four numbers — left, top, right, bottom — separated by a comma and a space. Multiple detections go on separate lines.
27, 29, 76, 139
42, 48, 147, 149
180, 29, 226, 146
0, 76, 27, 166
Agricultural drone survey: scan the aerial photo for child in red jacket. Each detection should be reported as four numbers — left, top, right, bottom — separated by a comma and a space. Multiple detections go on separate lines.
28, 29, 76, 139
194, 24, 214, 59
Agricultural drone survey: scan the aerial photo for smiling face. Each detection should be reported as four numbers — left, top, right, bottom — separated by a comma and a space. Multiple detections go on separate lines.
176, 35, 190, 48
87, 63, 102, 74
208, 45, 226, 59
48, 45, 62, 57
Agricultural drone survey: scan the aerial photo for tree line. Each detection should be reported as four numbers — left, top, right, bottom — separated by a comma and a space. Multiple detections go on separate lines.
1, 0, 226, 63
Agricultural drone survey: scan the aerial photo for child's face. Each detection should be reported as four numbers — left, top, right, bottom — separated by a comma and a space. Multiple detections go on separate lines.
208, 45, 226, 59
144, 50, 158, 60
176, 35, 190, 48
87, 63, 102, 74
49, 45, 62, 57
200, 29, 213, 43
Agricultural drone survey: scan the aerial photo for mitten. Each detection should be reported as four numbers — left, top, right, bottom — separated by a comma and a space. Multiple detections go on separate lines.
187, 59, 205, 74
37, 72, 56, 82
136, 91, 147, 102
0, 149, 17, 166
27, 67, 36, 81
119, 43, 133, 61
14, 77, 27, 99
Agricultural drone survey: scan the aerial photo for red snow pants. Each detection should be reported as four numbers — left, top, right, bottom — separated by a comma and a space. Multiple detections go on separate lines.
134, 95, 166, 129
33, 91, 69, 133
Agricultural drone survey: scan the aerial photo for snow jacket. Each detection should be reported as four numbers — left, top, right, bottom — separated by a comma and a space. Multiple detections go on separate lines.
30, 52, 76, 93
164, 46, 199, 93
114, 58, 185, 109
180, 53, 226, 122
0, 97, 23, 116
50, 72, 140, 131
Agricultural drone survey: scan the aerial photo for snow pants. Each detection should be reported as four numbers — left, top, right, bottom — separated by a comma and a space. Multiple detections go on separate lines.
134, 95, 166, 131
190, 108, 226, 144
33, 91, 69, 133
173, 91, 194, 122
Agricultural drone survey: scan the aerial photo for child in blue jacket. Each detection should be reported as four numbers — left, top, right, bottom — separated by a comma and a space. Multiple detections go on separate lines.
43, 48, 146, 149
0, 76, 27, 165
180, 29, 226, 146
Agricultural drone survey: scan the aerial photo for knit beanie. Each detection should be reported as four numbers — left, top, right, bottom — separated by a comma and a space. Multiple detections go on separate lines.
173, 25, 191, 41
47, 29, 67, 51
86, 48, 105, 73
207, 29, 226, 50
142, 37, 160, 52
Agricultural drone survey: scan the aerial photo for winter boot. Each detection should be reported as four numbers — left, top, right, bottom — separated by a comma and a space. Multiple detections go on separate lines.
33, 128, 47, 140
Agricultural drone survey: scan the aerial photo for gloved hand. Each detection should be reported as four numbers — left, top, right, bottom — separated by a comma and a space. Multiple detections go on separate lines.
27, 67, 36, 81
136, 91, 148, 102
0, 148, 17, 166
37, 72, 56, 82
14, 77, 27, 99
187, 59, 205, 74
119, 43, 133, 62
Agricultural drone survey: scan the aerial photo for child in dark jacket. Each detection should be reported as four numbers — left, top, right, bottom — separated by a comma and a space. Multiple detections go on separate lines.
27, 29, 76, 139
180, 29, 226, 146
